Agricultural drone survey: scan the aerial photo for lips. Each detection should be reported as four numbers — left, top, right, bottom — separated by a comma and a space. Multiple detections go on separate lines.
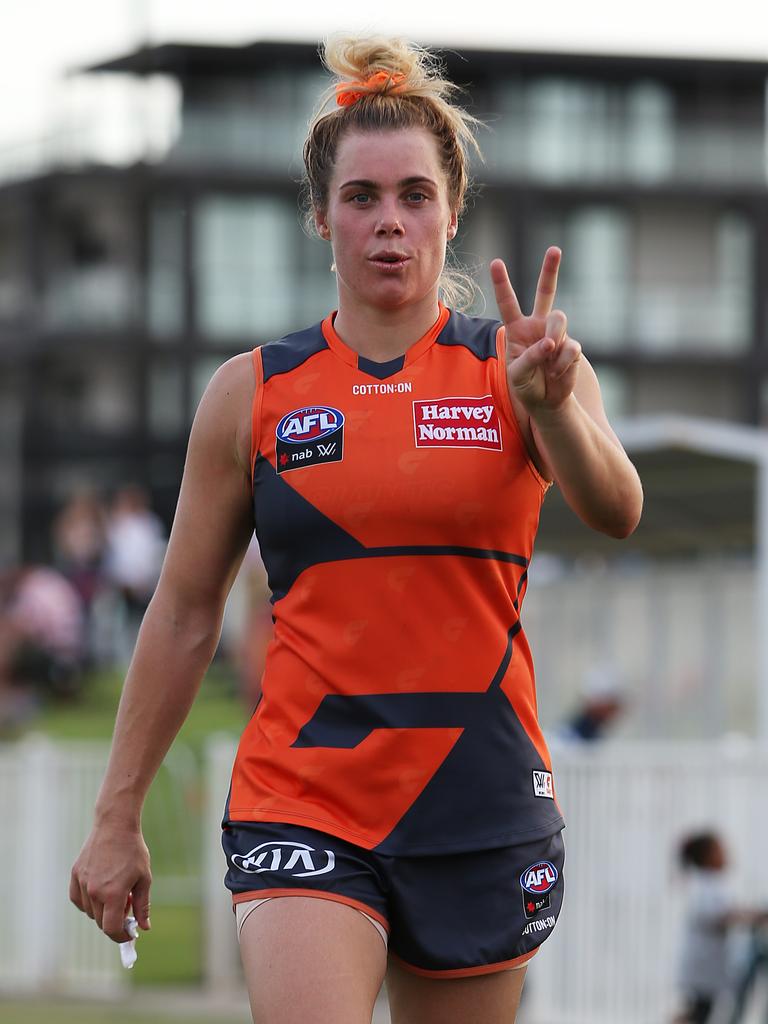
368, 252, 411, 271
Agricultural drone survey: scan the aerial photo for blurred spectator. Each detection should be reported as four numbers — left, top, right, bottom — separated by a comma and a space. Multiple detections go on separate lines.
103, 485, 166, 663
0, 565, 85, 733
52, 489, 107, 664
557, 663, 627, 743
52, 489, 107, 606
674, 830, 768, 1024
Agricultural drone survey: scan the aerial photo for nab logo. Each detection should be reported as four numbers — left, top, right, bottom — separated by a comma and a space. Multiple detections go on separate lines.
520, 861, 558, 895
231, 841, 336, 877
275, 405, 345, 474
276, 406, 344, 443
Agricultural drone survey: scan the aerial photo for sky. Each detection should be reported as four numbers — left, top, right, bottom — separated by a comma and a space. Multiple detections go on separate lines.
1, 0, 767, 148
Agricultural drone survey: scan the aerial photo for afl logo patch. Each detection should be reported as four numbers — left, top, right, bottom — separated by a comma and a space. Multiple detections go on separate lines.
520, 860, 558, 919
275, 405, 344, 474
521, 861, 558, 894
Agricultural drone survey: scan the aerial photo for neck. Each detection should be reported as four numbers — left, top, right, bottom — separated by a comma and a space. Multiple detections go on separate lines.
332, 291, 442, 362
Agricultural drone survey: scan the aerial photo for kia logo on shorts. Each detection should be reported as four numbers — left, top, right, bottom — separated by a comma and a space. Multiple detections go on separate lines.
520, 860, 558, 895
276, 406, 344, 444
231, 841, 336, 877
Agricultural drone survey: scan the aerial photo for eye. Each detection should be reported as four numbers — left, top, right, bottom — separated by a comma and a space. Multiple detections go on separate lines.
350, 193, 372, 204
406, 191, 428, 203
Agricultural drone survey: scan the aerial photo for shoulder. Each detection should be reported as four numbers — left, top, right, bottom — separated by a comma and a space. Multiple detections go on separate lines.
192, 352, 256, 478
439, 309, 501, 360
260, 321, 329, 382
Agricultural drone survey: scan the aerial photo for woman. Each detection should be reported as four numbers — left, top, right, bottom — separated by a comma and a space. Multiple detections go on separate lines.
70, 35, 642, 1024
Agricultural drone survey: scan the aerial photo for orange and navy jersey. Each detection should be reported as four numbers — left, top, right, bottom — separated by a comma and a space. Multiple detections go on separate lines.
225, 304, 564, 854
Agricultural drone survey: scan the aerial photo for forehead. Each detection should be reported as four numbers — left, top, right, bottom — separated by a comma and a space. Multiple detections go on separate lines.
331, 128, 445, 187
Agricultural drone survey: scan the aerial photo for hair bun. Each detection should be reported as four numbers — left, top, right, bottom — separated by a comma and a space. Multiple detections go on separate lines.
322, 35, 439, 99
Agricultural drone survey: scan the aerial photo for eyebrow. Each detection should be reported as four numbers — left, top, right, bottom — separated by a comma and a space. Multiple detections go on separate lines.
338, 177, 439, 191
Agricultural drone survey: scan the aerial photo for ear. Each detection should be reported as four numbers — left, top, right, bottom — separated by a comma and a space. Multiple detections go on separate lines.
315, 210, 332, 241
447, 210, 458, 241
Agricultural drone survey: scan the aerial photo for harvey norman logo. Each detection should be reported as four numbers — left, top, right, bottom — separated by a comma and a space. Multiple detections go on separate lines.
413, 396, 503, 451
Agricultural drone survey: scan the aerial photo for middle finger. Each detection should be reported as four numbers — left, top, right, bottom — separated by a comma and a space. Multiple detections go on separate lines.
532, 247, 562, 319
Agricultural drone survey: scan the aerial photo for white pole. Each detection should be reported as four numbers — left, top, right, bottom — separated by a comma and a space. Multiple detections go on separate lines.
757, 448, 768, 745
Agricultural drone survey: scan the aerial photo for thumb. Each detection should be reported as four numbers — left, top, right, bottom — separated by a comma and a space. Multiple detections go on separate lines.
508, 336, 555, 386
131, 877, 152, 931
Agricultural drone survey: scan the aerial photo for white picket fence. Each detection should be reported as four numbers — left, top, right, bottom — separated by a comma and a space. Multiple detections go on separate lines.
0, 735, 200, 996
3, 734, 768, 1022
0, 736, 124, 994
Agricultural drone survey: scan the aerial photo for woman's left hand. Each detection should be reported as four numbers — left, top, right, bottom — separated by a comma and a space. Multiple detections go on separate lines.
490, 247, 582, 416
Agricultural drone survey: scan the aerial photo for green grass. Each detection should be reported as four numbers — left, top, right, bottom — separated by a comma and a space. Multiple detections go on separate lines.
37, 663, 248, 752
0, 999, 248, 1024
127, 905, 202, 987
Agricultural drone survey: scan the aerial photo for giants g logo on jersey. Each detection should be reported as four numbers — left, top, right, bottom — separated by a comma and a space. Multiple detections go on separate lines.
276, 405, 345, 474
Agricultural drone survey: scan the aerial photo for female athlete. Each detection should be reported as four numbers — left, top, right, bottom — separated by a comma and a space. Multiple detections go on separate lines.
70, 35, 643, 1024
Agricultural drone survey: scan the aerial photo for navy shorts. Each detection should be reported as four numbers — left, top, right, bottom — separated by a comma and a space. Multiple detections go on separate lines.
223, 822, 565, 977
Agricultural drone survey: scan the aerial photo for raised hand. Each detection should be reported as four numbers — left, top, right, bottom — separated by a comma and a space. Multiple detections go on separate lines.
490, 247, 582, 416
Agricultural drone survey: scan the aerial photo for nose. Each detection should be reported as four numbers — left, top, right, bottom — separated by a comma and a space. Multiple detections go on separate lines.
375, 197, 404, 236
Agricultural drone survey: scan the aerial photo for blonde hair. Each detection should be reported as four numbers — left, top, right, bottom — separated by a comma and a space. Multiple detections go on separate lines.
303, 36, 482, 310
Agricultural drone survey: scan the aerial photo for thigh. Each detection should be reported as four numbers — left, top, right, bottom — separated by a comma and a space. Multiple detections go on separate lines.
387, 957, 527, 1024
240, 896, 387, 1024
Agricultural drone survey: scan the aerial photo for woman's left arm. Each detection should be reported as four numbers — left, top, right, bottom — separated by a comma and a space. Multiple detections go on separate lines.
491, 248, 643, 539
528, 360, 643, 538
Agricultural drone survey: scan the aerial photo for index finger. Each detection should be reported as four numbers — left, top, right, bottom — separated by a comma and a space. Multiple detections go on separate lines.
489, 258, 523, 326
532, 247, 562, 318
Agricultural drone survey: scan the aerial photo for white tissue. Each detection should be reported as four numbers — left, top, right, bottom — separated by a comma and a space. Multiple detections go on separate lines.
119, 915, 139, 969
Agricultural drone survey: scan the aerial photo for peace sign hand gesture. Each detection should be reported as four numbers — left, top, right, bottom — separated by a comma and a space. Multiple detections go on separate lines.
490, 248, 582, 416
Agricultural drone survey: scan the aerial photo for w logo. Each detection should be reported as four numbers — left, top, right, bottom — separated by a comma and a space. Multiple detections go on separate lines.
231, 841, 335, 877
317, 442, 337, 457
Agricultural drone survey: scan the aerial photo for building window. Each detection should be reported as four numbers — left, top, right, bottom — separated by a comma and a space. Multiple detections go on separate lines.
148, 197, 185, 339
34, 353, 140, 436
528, 202, 752, 354
149, 359, 185, 437
195, 195, 307, 340
487, 75, 764, 186
42, 183, 140, 330
175, 71, 325, 169
0, 204, 30, 324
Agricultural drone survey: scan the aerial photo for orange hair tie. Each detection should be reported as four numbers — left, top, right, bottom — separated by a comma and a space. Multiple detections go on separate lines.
335, 71, 407, 107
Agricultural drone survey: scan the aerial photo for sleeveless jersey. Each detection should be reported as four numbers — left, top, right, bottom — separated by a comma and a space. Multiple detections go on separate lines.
224, 305, 564, 854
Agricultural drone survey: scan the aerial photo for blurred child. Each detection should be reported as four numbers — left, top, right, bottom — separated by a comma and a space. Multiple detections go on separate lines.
675, 831, 768, 1024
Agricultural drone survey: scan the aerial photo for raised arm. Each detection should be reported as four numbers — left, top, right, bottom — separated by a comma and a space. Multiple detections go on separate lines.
491, 249, 643, 539
70, 352, 256, 942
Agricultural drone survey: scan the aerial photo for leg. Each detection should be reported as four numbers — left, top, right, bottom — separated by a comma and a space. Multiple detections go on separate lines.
239, 896, 387, 1024
387, 957, 528, 1024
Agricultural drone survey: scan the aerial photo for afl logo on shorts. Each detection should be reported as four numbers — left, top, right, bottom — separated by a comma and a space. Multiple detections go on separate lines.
275, 405, 345, 474
521, 861, 558, 894
520, 860, 558, 919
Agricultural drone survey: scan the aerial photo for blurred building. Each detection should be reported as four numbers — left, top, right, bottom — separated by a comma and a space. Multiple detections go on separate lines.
0, 41, 766, 563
